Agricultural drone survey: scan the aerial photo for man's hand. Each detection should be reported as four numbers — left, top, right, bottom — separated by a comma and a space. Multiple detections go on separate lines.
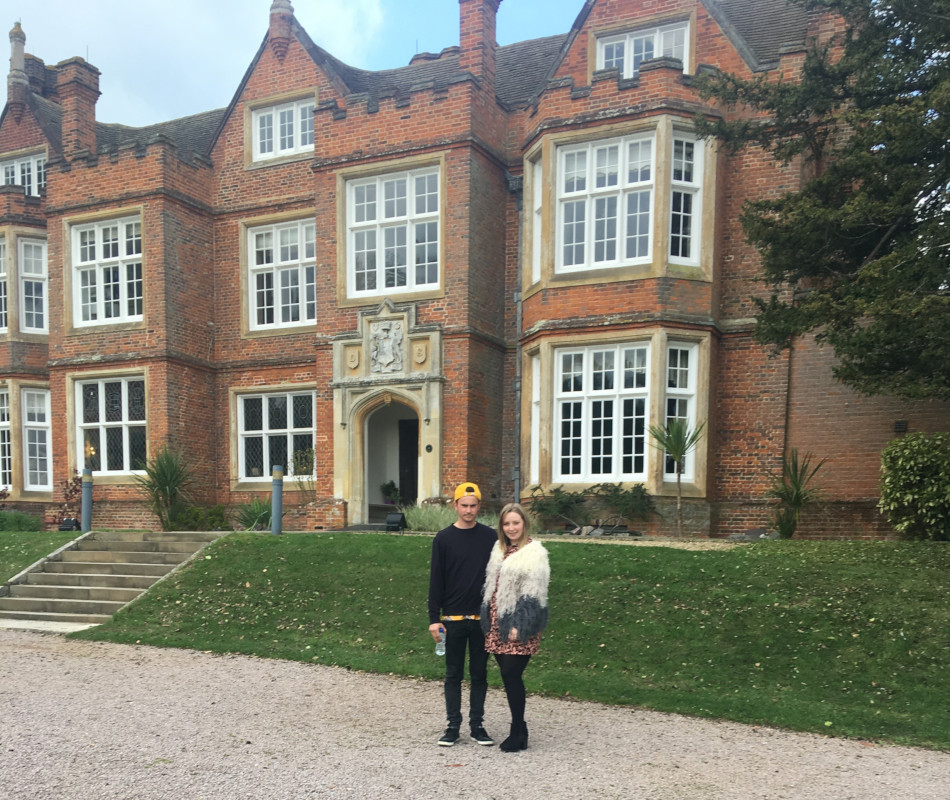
429, 622, 444, 642
508, 627, 519, 642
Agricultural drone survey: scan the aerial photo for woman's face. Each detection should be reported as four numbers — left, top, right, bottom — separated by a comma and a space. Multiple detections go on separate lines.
502, 511, 525, 545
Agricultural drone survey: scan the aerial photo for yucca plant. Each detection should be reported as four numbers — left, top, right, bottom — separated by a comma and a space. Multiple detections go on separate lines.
767, 448, 826, 539
649, 419, 706, 537
133, 447, 196, 531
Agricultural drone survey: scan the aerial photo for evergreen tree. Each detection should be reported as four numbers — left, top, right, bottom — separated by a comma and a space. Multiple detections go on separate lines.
697, 0, 950, 399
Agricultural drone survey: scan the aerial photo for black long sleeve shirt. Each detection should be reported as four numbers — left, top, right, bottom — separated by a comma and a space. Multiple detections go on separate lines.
427, 522, 497, 625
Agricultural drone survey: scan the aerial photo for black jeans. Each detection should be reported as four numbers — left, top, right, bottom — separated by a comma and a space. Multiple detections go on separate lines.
442, 619, 489, 730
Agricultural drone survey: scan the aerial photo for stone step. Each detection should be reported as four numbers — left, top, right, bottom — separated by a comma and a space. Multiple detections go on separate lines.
9, 584, 142, 602
77, 540, 202, 554
0, 596, 126, 616
59, 550, 189, 565
96, 530, 221, 543
42, 561, 172, 577
26, 572, 159, 590
0, 609, 113, 624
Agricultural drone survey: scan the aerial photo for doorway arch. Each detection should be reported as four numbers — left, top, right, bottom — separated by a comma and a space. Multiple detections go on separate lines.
365, 400, 419, 522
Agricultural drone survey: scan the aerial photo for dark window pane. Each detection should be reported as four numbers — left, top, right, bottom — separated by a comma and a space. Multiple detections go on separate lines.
268, 396, 288, 430
84, 429, 101, 471
129, 427, 147, 470
128, 380, 146, 421
106, 427, 124, 470
244, 436, 263, 477
83, 385, 99, 423
269, 434, 287, 471
105, 382, 123, 422
292, 394, 312, 428
243, 397, 263, 431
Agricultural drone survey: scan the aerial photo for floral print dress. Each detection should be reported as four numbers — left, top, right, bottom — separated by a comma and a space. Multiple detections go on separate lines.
484, 540, 541, 656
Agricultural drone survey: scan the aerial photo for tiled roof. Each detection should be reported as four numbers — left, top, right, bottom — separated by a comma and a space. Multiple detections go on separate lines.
707, 0, 808, 70
22, 0, 807, 159
95, 108, 226, 161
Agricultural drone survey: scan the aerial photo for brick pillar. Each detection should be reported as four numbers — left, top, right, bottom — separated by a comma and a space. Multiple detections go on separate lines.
7, 22, 28, 119
269, 0, 294, 61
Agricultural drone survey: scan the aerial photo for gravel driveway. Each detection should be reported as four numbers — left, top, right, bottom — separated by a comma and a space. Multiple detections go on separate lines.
2, 628, 947, 799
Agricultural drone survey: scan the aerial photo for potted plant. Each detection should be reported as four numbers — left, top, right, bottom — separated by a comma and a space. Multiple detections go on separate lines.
380, 480, 400, 504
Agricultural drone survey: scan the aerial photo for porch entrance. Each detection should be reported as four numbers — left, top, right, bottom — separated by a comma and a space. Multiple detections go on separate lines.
365, 401, 419, 523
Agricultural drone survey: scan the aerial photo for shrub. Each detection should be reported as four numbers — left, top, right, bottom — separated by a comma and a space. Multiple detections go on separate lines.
133, 447, 196, 531
590, 482, 653, 525
400, 501, 496, 532
527, 485, 588, 530
0, 511, 44, 531
879, 432, 950, 541
766, 449, 826, 539
234, 498, 272, 531
168, 505, 232, 532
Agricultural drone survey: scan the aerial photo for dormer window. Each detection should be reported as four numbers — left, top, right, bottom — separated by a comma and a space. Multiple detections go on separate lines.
597, 21, 689, 78
1, 153, 46, 197
251, 98, 315, 162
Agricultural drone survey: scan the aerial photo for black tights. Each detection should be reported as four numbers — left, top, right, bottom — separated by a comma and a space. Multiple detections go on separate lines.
495, 653, 531, 724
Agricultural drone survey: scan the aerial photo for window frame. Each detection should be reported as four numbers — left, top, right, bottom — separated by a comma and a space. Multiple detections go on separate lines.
237, 390, 316, 482
18, 237, 47, 334
345, 166, 441, 299
247, 219, 317, 332
1, 152, 46, 197
21, 387, 51, 491
71, 216, 144, 327
251, 98, 316, 162
0, 389, 11, 489
0, 236, 7, 332
556, 133, 655, 274
596, 20, 690, 78
553, 341, 652, 483
668, 133, 703, 266
662, 342, 698, 481
75, 376, 148, 476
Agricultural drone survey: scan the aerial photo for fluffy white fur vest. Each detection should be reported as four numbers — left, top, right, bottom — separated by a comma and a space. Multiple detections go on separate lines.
480, 539, 550, 640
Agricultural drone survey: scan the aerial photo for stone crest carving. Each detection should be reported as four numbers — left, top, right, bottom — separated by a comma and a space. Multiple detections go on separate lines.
370, 320, 403, 374
346, 348, 360, 369
412, 341, 427, 365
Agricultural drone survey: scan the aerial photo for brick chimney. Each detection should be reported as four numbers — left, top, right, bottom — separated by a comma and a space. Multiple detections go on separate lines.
7, 22, 29, 118
459, 0, 500, 87
56, 56, 100, 157
269, 0, 294, 62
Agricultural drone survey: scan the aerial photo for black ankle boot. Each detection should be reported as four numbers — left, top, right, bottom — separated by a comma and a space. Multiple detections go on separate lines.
500, 721, 528, 752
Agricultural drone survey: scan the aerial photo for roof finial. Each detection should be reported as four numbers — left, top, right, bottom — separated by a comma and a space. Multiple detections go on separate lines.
269, 0, 294, 62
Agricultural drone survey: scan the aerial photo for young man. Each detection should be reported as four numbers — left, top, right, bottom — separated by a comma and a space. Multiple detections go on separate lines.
428, 482, 498, 747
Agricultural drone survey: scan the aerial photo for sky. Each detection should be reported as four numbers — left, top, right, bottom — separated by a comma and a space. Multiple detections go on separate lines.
8, 0, 586, 127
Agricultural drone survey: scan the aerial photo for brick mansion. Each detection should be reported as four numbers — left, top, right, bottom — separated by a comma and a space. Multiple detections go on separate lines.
1, 0, 946, 536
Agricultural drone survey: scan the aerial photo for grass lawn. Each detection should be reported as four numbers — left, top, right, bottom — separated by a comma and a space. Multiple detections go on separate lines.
68, 532, 950, 751
0, 530, 80, 580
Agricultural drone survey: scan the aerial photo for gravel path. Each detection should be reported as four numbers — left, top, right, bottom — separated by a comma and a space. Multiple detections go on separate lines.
2, 628, 947, 800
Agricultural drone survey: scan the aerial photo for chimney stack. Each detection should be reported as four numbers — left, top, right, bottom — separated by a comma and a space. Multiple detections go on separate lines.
56, 56, 100, 157
269, 0, 294, 62
459, 0, 500, 88
7, 22, 29, 117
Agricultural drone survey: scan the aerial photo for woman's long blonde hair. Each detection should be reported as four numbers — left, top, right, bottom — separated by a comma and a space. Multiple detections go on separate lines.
497, 502, 530, 550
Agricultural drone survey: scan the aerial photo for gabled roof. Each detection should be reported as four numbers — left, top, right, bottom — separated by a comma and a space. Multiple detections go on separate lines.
706, 0, 808, 71
8, 0, 808, 163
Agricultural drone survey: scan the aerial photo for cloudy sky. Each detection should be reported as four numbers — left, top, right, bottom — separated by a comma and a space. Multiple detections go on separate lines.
9, 0, 585, 127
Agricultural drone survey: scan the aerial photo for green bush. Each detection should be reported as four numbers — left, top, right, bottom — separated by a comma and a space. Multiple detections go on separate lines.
879, 432, 950, 541
527, 485, 588, 530
590, 482, 653, 524
168, 505, 232, 531
234, 498, 272, 530
400, 502, 496, 532
133, 447, 196, 531
0, 511, 44, 531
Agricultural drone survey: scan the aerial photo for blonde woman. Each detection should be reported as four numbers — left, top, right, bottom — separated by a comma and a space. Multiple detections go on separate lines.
480, 502, 550, 751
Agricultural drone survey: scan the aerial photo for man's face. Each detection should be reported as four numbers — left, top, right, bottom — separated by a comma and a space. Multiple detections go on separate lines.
454, 495, 480, 526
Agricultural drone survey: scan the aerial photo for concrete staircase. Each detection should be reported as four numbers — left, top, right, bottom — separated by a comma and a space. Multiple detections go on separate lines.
0, 530, 222, 627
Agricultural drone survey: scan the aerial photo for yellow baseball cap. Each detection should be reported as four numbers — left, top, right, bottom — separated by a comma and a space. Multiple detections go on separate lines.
453, 482, 481, 501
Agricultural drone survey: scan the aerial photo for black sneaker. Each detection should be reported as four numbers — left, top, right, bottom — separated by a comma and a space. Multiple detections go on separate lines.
470, 726, 495, 746
438, 727, 460, 747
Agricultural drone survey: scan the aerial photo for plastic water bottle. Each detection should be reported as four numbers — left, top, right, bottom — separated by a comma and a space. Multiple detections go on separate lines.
435, 628, 446, 656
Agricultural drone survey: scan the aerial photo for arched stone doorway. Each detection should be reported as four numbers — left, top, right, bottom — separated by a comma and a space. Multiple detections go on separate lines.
365, 400, 419, 522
